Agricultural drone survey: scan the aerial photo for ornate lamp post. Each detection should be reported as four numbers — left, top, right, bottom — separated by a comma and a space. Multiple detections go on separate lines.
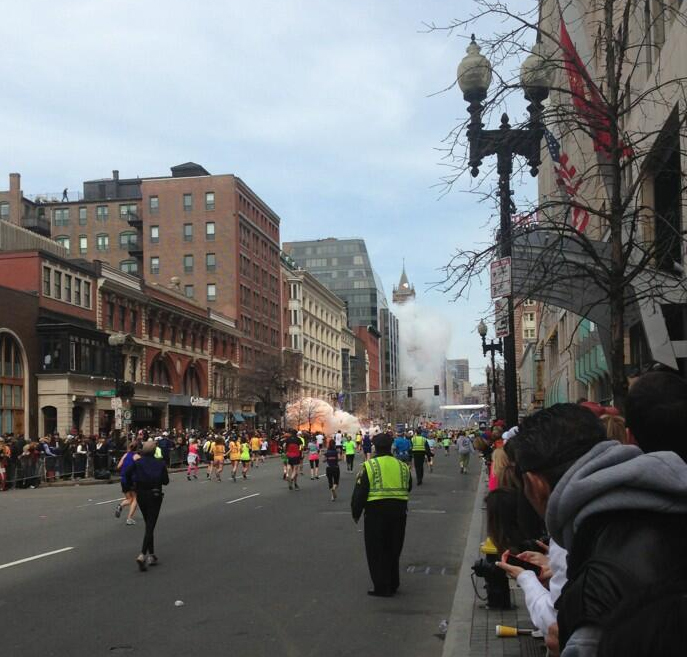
459, 36, 552, 428
478, 319, 503, 420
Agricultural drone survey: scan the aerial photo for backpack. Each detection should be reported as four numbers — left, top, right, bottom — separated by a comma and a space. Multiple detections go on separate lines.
458, 437, 472, 453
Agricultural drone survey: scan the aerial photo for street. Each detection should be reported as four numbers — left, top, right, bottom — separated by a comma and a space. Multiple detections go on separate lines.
0, 451, 478, 657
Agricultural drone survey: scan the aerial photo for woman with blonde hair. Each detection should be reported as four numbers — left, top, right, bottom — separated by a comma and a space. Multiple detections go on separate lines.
490, 447, 519, 490
601, 414, 630, 444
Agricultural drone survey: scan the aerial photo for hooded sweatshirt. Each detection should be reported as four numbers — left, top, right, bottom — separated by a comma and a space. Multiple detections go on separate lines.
545, 441, 687, 657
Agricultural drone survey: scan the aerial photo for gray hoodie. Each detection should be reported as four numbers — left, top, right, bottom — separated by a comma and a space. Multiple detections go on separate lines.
545, 441, 687, 656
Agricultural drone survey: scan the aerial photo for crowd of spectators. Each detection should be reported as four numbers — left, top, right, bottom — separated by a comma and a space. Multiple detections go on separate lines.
475, 369, 687, 657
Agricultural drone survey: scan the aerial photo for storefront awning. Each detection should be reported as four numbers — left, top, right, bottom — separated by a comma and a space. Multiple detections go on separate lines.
242, 412, 256, 418
232, 412, 245, 422
213, 412, 226, 424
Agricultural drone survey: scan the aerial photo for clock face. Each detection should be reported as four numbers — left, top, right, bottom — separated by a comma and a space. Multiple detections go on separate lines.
402, 283, 409, 289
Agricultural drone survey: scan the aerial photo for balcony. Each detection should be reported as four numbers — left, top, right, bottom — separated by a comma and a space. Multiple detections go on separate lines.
127, 237, 143, 258
126, 211, 142, 228
22, 214, 51, 237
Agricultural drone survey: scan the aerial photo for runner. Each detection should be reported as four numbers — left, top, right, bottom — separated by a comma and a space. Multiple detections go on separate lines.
355, 430, 363, 452
324, 439, 340, 501
315, 431, 325, 452
186, 438, 200, 480
279, 434, 288, 479
298, 431, 306, 475
204, 435, 215, 479
427, 433, 436, 472
442, 434, 451, 456
362, 432, 373, 461
307, 436, 320, 480
344, 434, 356, 472
240, 437, 251, 479
334, 430, 343, 461
250, 432, 261, 468
228, 434, 241, 481
260, 436, 269, 464
284, 430, 302, 490
115, 441, 139, 525
457, 433, 474, 474
212, 435, 225, 482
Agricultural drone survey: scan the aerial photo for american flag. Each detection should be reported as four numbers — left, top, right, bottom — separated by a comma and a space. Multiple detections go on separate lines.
544, 128, 590, 233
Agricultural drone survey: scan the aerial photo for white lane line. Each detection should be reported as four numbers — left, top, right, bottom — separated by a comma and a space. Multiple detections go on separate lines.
0, 547, 74, 571
226, 493, 260, 505
95, 498, 122, 506
412, 509, 447, 514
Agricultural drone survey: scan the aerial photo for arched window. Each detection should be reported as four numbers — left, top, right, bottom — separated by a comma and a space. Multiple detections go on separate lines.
55, 235, 70, 253
183, 364, 201, 396
119, 259, 138, 275
119, 231, 138, 249
0, 332, 25, 434
149, 356, 170, 386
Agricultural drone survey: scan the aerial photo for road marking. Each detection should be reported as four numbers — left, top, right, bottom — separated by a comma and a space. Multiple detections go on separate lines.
226, 493, 260, 505
0, 547, 74, 571
95, 498, 121, 506
412, 509, 447, 514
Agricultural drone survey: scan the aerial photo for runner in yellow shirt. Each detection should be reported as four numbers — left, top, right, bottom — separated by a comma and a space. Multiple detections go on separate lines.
250, 433, 262, 468
211, 436, 225, 482
228, 435, 241, 482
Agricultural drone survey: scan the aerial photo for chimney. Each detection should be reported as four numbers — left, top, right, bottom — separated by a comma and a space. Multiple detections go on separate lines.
112, 170, 119, 181
9, 173, 21, 226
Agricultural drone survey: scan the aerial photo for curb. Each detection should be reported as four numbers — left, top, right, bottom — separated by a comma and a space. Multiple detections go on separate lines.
442, 470, 486, 657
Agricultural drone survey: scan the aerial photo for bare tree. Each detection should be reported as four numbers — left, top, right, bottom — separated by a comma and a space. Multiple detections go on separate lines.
432, 0, 687, 411
239, 353, 296, 428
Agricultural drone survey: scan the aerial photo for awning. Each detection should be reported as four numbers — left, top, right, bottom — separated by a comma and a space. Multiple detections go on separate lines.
212, 412, 226, 424
232, 412, 245, 422
242, 412, 256, 418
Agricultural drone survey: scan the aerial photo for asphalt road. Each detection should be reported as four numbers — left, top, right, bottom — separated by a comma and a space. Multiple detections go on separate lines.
0, 449, 479, 657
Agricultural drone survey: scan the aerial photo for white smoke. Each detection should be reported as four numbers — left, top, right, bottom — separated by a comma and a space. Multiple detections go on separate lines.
286, 397, 361, 435
394, 299, 452, 394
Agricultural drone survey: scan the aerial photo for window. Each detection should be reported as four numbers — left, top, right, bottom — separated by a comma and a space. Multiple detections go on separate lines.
74, 279, 81, 306
64, 275, 72, 302
54, 271, 62, 299
184, 254, 194, 273
206, 222, 215, 241
96, 233, 109, 251
78, 207, 87, 225
205, 192, 215, 210
119, 305, 126, 331
0, 333, 24, 434
79, 235, 87, 254
207, 283, 216, 302
53, 208, 70, 226
119, 231, 138, 249
43, 267, 51, 295
55, 236, 70, 253
183, 193, 192, 211
206, 252, 216, 272
183, 223, 193, 241
107, 302, 115, 329
96, 205, 109, 221
184, 284, 194, 298
84, 282, 91, 308
131, 309, 137, 334
120, 260, 138, 275
119, 203, 137, 220
149, 196, 159, 213
0, 202, 8, 219
524, 312, 536, 323
150, 225, 159, 243
150, 256, 160, 274
353, 255, 364, 265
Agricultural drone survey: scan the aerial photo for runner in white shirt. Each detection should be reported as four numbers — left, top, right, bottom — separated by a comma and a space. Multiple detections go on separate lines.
260, 438, 269, 464
334, 432, 343, 461
316, 433, 324, 451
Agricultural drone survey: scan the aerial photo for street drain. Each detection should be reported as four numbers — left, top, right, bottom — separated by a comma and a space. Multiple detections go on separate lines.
405, 564, 457, 576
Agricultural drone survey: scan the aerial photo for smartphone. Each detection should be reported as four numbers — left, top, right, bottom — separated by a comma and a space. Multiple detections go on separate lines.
506, 554, 542, 577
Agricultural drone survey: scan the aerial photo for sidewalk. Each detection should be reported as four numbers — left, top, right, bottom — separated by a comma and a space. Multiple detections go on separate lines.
442, 471, 545, 657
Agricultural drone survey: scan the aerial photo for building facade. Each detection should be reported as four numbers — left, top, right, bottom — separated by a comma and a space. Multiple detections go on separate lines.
392, 262, 416, 305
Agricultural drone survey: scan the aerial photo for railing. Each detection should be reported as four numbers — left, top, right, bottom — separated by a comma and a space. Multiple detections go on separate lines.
25, 191, 84, 203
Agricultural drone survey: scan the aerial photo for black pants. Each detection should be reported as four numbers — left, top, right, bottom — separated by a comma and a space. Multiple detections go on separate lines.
326, 466, 340, 488
364, 501, 408, 594
413, 453, 425, 484
346, 454, 355, 471
137, 490, 163, 555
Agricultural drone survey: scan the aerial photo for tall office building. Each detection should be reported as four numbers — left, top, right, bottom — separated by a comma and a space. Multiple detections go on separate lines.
282, 238, 400, 394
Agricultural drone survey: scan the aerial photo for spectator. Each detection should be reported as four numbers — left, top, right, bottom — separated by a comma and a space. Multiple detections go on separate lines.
514, 403, 687, 656
599, 414, 629, 444
625, 370, 687, 461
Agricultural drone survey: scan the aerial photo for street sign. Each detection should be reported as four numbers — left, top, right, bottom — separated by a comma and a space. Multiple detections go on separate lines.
111, 397, 123, 410
123, 409, 132, 421
490, 257, 512, 299
96, 390, 116, 398
495, 298, 510, 338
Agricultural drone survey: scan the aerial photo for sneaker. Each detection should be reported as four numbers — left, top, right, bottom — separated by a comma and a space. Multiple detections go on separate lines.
333, 486, 337, 499
126, 518, 136, 525
115, 504, 122, 519
310, 476, 314, 480
146, 554, 159, 566
294, 483, 300, 490
187, 476, 191, 481
232, 474, 236, 482
136, 555, 147, 572
193, 475, 198, 479
288, 481, 293, 490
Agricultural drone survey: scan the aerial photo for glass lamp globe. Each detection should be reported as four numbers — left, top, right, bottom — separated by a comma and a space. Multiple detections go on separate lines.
458, 35, 493, 97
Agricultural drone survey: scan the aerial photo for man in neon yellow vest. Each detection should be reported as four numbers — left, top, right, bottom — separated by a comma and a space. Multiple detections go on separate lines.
351, 432, 412, 597
411, 430, 432, 486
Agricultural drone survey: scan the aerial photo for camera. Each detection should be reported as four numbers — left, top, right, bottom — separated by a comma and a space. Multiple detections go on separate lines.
472, 557, 500, 578
471, 557, 512, 609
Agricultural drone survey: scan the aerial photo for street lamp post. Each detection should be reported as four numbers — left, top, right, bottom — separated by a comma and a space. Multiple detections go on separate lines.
478, 319, 502, 420
459, 36, 552, 429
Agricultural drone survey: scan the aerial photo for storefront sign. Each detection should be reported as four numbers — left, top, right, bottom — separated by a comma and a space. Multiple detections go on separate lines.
97, 390, 117, 398
190, 397, 211, 407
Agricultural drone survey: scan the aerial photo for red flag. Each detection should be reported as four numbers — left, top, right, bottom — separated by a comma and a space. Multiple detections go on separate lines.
560, 19, 631, 157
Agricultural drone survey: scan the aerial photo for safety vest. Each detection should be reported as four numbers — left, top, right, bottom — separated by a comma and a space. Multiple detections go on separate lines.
344, 440, 356, 456
364, 456, 410, 502
411, 435, 426, 452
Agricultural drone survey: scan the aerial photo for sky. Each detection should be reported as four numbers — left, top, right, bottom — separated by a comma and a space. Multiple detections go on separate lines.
1, 0, 537, 385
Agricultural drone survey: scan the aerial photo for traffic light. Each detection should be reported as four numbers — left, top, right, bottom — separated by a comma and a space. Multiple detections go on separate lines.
434, 385, 440, 396
407, 386, 413, 398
